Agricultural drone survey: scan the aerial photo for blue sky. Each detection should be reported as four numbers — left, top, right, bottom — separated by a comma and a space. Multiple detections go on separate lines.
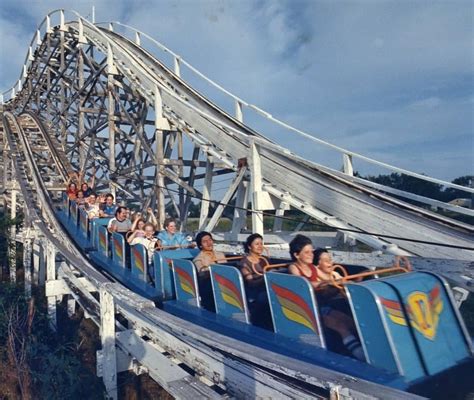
0, 0, 472, 181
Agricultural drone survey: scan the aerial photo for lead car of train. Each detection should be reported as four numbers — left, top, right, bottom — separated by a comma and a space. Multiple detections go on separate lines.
57, 195, 474, 398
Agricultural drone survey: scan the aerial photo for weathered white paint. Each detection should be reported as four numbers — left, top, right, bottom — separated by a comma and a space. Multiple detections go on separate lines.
10, 189, 17, 283
23, 235, 32, 298
46, 240, 57, 331
100, 288, 118, 400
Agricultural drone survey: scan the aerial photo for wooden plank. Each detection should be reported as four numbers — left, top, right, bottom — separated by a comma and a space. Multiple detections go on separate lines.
115, 329, 222, 400
100, 288, 118, 400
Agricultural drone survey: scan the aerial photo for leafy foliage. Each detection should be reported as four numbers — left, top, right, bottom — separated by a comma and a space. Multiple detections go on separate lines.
0, 283, 104, 399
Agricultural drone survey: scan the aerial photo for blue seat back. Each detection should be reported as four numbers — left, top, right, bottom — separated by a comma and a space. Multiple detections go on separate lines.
346, 271, 473, 381
153, 249, 199, 300
90, 218, 111, 249
210, 264, 250, 323
131, 244, 147, 281
62, 192, 70, 215
79, 208, 89, 238
163, 248, 199, 259
172, 259, 200, 307
70, 200, 78, 226
346, 280, 423, 380
153, 252, 174, 300
111, 233, 126, 268
97, 225, 109, 258
265, 272, 326, 348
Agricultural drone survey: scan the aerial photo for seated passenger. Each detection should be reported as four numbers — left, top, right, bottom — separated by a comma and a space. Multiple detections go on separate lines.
79, 168, 95, 198
81, 182, 93, 198
288, 234, 364, 361
85, 193, 100, 219
239, 233, 272, 329
126, 218, 146, 244
157, 218, 192, 248
76, 190, 86, 207
66, 182, 78, 200
100, 193, 117, 217
130, 222, 161, 260
239, 233, 267, 288
193, 231, 226, 274
107, 206, 132, 234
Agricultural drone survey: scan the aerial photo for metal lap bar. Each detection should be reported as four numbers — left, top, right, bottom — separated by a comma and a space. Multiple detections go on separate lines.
264, 272, 326, 348
111, 232, 126, 269
172, 259, 200, 307
210, 264, 250, 324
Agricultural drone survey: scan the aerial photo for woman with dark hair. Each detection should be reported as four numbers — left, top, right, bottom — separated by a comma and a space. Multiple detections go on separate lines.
239, 233, 272, 329
66, 182, 78, 200
288, 234, 364, 361
239, 233, 267, 286
193, 231, 226, 273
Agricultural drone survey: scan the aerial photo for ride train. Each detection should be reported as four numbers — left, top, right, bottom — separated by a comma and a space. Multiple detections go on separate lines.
57, 193, 474, 398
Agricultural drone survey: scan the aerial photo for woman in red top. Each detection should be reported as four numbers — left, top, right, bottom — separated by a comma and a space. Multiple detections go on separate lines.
66, 182, 78, 200
288, 235, 364, 361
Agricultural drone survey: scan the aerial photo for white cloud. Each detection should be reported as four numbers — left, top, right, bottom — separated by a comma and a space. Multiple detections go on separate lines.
0, 0, 472, 181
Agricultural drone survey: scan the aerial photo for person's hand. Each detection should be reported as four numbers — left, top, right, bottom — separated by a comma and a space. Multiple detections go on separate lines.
147, 207, 153, 214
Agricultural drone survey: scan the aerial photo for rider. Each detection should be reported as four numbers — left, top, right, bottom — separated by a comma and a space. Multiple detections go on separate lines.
193, 231, 226, 274
239, 233, 267, 288
288, 234, 364, 361
239, 233, 272, 330
107, 206, 132, 235
157, 217, 192, 248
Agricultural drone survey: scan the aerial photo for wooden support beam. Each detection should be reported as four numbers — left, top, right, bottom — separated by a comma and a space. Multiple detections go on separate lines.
249, 141, 264, 235
100, 288, 118, 400
9, 189, 17, 283
231, 180, 249, 240
23, 235, 32, 299
46, 240, 57, 331
199, 160, 214, 230
205, 167, 246, 232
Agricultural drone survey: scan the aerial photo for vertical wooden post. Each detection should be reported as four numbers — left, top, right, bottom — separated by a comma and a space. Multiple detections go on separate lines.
23, 233, 32, 299
199, 159, 214, 230
100, 288, 118, 400
67, 297, 76, 317
60, 28, 67, 148
273, 201, 288, 233
107, 47, 117, 198
154, 86, 166, 230
231, 181, 249, 240
38, 239, 46, 286
235, 100, 243, 122
78, 45, 86, 170
46, 241, 57, 331
343, 153, 353, 176
32, 237, 40, 285
249, 141, 264, 236
9, 189, 17, 283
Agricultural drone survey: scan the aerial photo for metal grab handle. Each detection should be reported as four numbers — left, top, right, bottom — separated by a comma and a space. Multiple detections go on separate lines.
263, 263, 289, 273
328, 257, 412, 289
